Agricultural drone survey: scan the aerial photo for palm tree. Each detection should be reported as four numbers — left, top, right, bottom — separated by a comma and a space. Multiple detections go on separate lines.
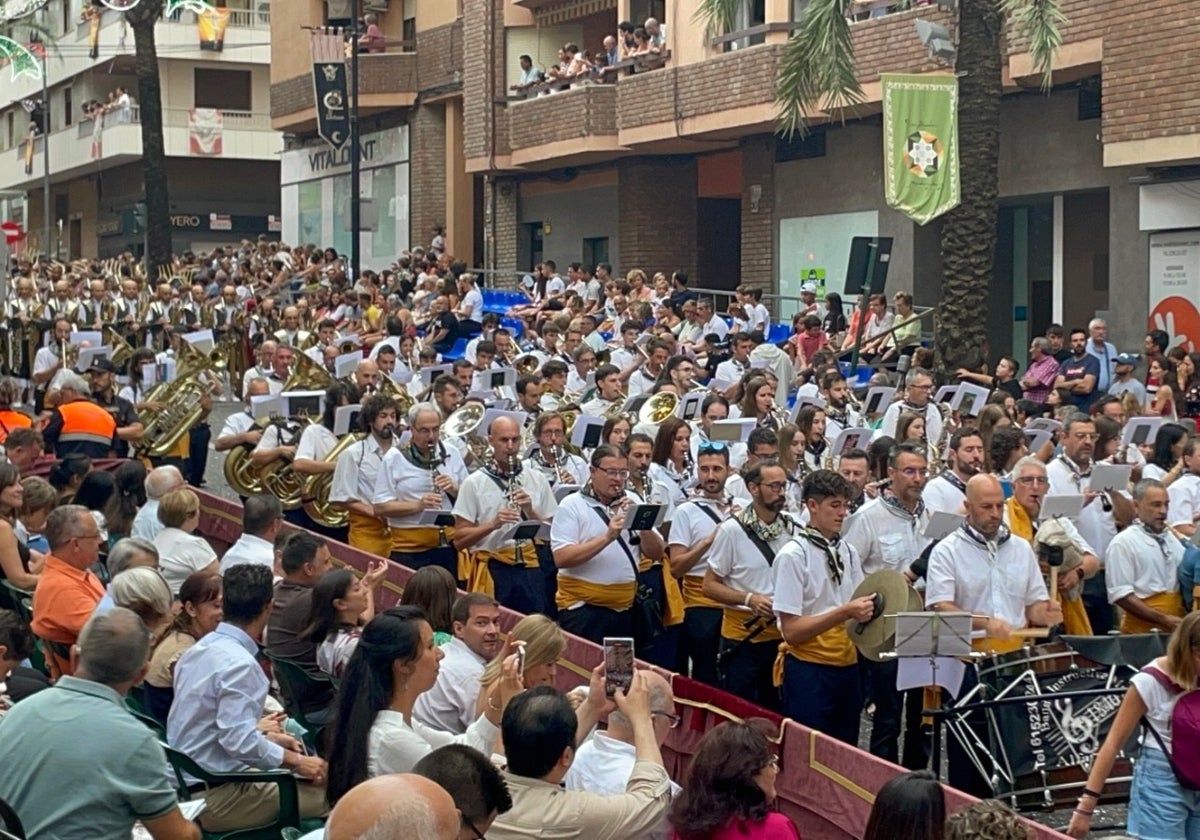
124, 0, 172, 277
697, 0, 1064, 378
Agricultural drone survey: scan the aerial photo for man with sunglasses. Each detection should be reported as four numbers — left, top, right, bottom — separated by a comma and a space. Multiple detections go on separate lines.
668, 441, 744, 685
550, 445, 666, 644
703, 462, 796, 711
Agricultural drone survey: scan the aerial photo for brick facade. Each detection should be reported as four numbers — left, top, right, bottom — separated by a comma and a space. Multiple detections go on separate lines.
270, 54, 418, 123
410, 104, 447, 249
617, 158, 698, 278
486, 176, 520, 282
416, 21, 464, 95
462, 0, 506, 162
740, 136, 775, 290
509, 86, 618, 151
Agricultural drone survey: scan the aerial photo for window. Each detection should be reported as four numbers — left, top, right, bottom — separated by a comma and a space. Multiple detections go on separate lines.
61, 0, 69, 35
63, 87, 72, 127
5, 112, 13, 149
583, 237, 609, 268
193, 68, 252, 112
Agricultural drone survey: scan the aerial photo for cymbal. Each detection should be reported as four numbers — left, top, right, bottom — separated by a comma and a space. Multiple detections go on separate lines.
847, 569, 923, 662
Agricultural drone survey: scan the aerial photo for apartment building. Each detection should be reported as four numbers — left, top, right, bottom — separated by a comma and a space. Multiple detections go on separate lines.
455, 0, 1200, 358
0, 0, 280, 259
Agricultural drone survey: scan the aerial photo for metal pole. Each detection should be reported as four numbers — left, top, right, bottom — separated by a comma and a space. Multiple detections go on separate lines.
847, 241, 878, 377
349, 0, 361, 284
41, 54, 50, 262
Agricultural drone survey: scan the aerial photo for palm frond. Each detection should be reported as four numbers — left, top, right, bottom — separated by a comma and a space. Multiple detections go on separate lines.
776, 0, 864, 138
1004, 0, 1067, 92
692, 0, 743, 42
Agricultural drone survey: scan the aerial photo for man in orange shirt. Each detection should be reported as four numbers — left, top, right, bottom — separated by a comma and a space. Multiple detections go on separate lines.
31, 505, 106, 678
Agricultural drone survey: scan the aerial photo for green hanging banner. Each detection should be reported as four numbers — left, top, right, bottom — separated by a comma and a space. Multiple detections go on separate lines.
882, 73, 960, 226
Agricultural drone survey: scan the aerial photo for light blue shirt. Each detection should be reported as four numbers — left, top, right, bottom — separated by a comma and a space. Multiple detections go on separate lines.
94, 589, 115, 615
167, 622, 284, 774
1086, 340, 1118, 392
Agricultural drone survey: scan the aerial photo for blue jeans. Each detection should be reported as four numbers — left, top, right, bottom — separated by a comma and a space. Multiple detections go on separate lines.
1129, 747, 1200, 840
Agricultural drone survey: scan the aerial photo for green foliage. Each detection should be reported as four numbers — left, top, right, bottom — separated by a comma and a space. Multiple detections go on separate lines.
1003, 0, 1067, 91
775, 0, 864, 138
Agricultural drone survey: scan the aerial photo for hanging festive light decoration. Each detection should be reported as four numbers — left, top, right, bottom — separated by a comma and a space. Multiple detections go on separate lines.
0, 34, 42, 80
0, 0, 49, 23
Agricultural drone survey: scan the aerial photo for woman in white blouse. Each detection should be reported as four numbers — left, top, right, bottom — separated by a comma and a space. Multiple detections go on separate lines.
151, 488, 218, 596
325, 605, 523, 806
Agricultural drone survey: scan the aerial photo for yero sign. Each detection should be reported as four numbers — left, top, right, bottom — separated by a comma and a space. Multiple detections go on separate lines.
170, 214, 203, 228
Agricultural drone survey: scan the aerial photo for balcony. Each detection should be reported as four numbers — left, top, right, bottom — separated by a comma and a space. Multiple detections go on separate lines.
270, 50, 419, 133
0, 108, 280, 193
508, 83, 621, 168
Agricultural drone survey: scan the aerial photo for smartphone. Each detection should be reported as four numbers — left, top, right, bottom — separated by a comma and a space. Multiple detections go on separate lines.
515, 641, 527, 679
603, 636, 635, 699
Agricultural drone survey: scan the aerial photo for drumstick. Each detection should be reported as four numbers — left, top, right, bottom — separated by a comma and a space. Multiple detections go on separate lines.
1009, 627, 1051, 639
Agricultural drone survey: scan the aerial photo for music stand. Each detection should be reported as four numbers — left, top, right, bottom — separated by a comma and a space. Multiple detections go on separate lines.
885, 611, 979, 780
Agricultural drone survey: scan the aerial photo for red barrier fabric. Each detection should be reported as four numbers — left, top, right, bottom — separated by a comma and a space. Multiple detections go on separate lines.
193, 487, 1068, 840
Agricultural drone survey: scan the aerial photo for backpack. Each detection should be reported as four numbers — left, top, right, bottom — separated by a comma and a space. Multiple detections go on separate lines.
1141, 665, 1200, 790
1179, 543, 1200, 611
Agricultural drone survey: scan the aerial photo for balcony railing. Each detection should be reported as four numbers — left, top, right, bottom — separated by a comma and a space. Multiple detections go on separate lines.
508, 51, 671, 101
72, 108, 271, 139
74, 2, 269, 40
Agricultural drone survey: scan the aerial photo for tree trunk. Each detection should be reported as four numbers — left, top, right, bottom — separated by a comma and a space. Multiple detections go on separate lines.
933, 0, 1003, 381
126, 0, 171, 278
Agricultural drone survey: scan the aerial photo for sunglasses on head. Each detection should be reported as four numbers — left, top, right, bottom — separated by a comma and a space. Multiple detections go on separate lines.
699, 441, 728, 454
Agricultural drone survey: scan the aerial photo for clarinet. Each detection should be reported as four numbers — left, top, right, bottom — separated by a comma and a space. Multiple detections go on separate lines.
428, 444, 449, 547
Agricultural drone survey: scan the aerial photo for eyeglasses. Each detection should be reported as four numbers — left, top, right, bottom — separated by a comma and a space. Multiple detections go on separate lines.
462, 817, 486, 840
1015, 476, 1049, 486
756, 481, 788, 492
651, 710, 682, 728
596, 468, 631, 479
899, 468, 929, 478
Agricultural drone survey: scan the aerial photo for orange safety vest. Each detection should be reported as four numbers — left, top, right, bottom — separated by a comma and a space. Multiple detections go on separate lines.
57, 399, 117, 451
0, 409, 32, 445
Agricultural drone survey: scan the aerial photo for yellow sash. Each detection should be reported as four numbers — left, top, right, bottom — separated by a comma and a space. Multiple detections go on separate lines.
1006, 497, 1091, 634
348, 510, 392, 558
682, 575, 723, 610
1121, 591, 1185, 635
772, 626, 857, 687
556, 576, 636, 612
471, 546, 539, 599
1006, 497, 1034, 541
1062, 596, 1092, 636
720, 608, 781, 643
972, 635, 1026, 655
390, 526, 471, 582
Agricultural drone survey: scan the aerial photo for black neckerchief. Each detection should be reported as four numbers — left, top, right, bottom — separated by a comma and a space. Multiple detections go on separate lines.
941, 471, 967, 493
801, 526, 844, 586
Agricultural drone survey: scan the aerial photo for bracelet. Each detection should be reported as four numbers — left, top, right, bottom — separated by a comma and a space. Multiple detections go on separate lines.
743, 592, 754, 607
487, 698, 502, 712
1073, 808, 1093, 818
1080, 788, 1102, 799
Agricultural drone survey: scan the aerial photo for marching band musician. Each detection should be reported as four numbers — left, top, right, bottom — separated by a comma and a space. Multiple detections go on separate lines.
627, 339, 670, 397
668, 441, 740, 685
451, 359, 476, 395
524, 412, 588, 488
114, 278, 145, 346
923, 427, 985, 515
715, 334, 753, 393
44, 279, 80, 325
880, 367, 942, 445
566, 346, 596, 396
579, 364, 624, 417
453, 415, 556, 614
374, 344, 399, 380
515, 375, 542, 421
5, 277, 42, 404
351, 360, 381, 396
242, 341, 276, 395
250, 296, 281, 345
538, 361, 571, 412
702, 461, 796, 712
795, 406, 828, 472
304, 319, 341, 364
292, 382, 361, 538
609, 320, 645, 372
819, 370, 860, 440
329, 394, 400, 557
725, 427, 779, 500
80, 279, 111, 330
550, 443, 666, 644
274, 306, 316, 350
647, 417, 694, 507
1105, 478, 1186, 634
774, 470, 872, 746
688, 394, 747, 471
31, 318, 75, 413
215, 378, 270, 456
266, 345, 294, 396
144, 283, 178, 353
463, 313, 501, 364
372, 402, 468, 580
431, 374, 465, 421
181, 283, 208, 330
739, 377, 783, 429
842, 441, 931, 767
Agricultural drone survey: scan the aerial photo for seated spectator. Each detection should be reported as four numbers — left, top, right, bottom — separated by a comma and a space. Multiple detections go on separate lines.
488, 673, 672, 840
944, 800, 1028, 840
300, 563, 386, 680
413, 593, 502, 734
168, 564, 329, 833
322, 774, 460, 840
31, 505, 105, 677
108, 566, 173, 641
94, 537, 159, 614
454, 273, 484, 335
475, 613, 565, 717
862, 770, 945, 840
145, 570, 222, 722
73, 469, 116, 547
325, 606, 523, 803
266, 532, 336, 722
219, 492, 284, 575
3, 426, 44, 475
0, 608, 202, 840
16, 475, 55, 555
399, 564, 458, 645
131, 465, 184, 542
152, 487, 218, 595
0, 608, 38, 712
48, 453, 91, 505
0, 463, 38, 591
413, 745, 514, 840
668, 721, 798, 840
104, 459, 147, 547
358, 12, 386, 53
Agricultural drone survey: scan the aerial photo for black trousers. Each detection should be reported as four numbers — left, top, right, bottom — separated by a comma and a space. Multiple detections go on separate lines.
1083, 571, 1115, 636
860, 658, 930, 769
488, 559, 546, 616
187, 422, 211, 486
678, 606, 722, 685
784, 658, 861, 746
636, 565, 678, 670
285, 507, 348, 545
391, 545, 459, 581
717, 637, 781, 712
535, 542, 558, 620
558, 602, 633, 646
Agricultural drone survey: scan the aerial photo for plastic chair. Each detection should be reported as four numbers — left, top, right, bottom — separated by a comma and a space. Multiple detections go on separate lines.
441, 337, 470, 361
262, 651, 331, 751
161, 741, 301, 840
0, 794, 24, 840
280, 830, 304, 840
0, 581, 31, 620
767, 323, 791, 344
125, 698, 167, 739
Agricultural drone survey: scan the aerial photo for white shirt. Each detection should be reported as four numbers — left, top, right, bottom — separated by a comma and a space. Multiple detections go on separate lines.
1046, 457, 1119, 560
368, 708, 499, 776
1105, 523, 1185, 603
925, 528, 1049, 631
452, 467, 556, 553
647, 461, 691, 508
566, 368, 590, 395
460, 288, 483, 321
627, 368, 660, 398
32, 346, 61, 381
523, 449, 588, 489
295, 424, 337, 462
1131, 664, 1178, 752
218, 410, 255, 445
1168, 473, 1200, 528
703, 314, 730, 341
714, 358, 749, 388
551, 491, 644, 591
242, 366, 270, 394
747, 303, 770, 332
842, 497, 930, 576
922, 474, 967, 515
584, 331, 607, 353
219, 533, 276, 575
773, 534, 864, 627
153, 527, 218, 595
131, 499, 164, 542
412, 637, 488, 735
880, 401, 942, 445
563, 731, 679, 840
669, 498, 736, 579
545, 276, 565, 297
330, 436, 395, 505
372, 444, 469, 529
707, 512, 798, 608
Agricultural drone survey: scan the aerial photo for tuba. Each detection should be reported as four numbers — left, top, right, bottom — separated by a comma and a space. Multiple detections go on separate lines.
223, 429, 265, 497
441, 402, 490, 463
135, 343, 221, 459
638, 392, 678, 426
259, 416, 317, 510
303, 431, 365, 527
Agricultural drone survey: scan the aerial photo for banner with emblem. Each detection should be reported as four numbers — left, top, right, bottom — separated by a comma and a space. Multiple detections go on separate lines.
882, 73, 960, 226
311, 29, 351, 153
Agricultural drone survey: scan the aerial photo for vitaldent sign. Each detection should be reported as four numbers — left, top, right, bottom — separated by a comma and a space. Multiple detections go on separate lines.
280, 126, 410, 186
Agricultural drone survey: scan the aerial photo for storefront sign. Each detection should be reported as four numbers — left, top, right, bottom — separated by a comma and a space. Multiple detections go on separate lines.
1149, 231, 1200, 352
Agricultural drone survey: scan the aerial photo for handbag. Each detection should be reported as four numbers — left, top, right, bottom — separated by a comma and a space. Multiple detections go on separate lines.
590, 505, 664, 646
